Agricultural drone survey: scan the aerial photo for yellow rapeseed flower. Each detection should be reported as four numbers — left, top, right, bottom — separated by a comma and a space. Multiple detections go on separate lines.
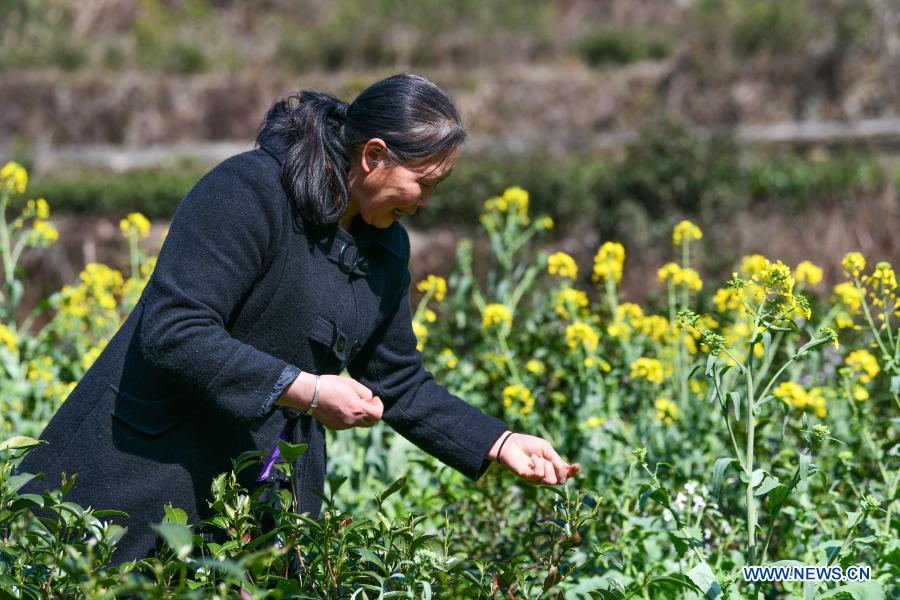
845, 350, 879, 383
1, 161, 28, 194
740, 254, 768, 278
416, 274, 447, 302
774, 381, 825, 417
424, 309, 437, 323
592, 242, 625, 284
526, 359, 545, 375
835, 312, 855, 329
713, 287, 742, 312
757, 259, 795, 296
809, 387, 828, 418
585, 416, 606, 428
411, 320, 428, 351
538, 216, 554, 230
794, 260, 823, 286
555, 287, 589, 320
27, 219, 59, 246
120, 212, 151, 239
81, 345, 105, 371
672, 220, 702, 247
48, 381, 76, 405
865, 262, 898, 297
566, 322, 599, 352
482, 303, 513, 329
637, 314, 670, 343
485, 186, 530, 224
657, 263, 703, 291
439, 348, 458, 369
680, 267, 703, 292
657, 262, 680, 284
842, 252, 866, 278
654, 397, 680, 424
833, 282, 862, 314
25, 198, 50, 219
630, 357, 663, 384
618, 302, 644, 321
547, 252, 578, 280
852, 385, 869, 402
26, 356, 54, 384
502, 384, 535, 415
0, 323, 18, 354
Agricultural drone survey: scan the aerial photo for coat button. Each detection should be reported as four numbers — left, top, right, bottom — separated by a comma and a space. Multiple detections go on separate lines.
356, 255, 369, 272
336, 337, 346, 352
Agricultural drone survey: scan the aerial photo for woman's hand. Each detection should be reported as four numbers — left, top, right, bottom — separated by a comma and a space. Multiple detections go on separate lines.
489, 431, 581, 485
277, 372, 384, 430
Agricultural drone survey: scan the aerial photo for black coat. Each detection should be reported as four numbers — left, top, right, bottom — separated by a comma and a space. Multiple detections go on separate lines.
18, 143, 509, 565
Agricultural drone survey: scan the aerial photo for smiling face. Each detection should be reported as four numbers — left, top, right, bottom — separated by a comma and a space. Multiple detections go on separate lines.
343, 138, 459, 230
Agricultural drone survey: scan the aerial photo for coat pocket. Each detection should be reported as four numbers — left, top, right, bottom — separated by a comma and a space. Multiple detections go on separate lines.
110, 384, 199, 436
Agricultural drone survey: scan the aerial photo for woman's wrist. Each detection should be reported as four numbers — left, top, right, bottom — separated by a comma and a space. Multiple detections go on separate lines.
487, 430, 513, 462
276, 371, 317, 411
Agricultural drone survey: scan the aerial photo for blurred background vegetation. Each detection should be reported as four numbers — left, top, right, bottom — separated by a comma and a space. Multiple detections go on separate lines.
1, 0, 898, 303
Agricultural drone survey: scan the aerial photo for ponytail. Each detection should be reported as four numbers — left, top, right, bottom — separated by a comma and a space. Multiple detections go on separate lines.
256, 91, 350, 226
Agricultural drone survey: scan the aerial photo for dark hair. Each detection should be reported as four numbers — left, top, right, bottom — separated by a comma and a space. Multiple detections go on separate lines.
255, 73, 466, 227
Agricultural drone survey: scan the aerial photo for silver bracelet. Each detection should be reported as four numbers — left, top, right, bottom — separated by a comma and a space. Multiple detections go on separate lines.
307, 374, 321, 414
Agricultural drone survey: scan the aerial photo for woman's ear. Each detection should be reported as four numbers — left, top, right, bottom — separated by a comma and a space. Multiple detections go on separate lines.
361, 138, 388, 173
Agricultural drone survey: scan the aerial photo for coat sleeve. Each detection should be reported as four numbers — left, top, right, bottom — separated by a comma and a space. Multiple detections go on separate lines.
139, 156, 290, 424
347, 229, 509, 481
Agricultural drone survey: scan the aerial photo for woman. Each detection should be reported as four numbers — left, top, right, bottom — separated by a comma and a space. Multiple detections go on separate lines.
19, 73, 579, 565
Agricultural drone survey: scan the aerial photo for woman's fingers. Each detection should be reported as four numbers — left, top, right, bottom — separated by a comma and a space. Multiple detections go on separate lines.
538, 455, 558, 485
367, 396, 384, 420
541, 444, 570, 484
497, 434, 579, 485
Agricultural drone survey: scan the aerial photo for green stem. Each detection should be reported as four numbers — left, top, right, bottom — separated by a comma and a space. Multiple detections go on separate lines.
497, 330, 522, 384
604, 275, 619, 317
854, 278, 890, 359
0, 190, 15, 326
711, 366, 745, 471
745, 305, 763, 565
755, 356, 799, 407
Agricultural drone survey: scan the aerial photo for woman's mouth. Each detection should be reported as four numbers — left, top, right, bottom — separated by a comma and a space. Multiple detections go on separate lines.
392, 208, 415, 217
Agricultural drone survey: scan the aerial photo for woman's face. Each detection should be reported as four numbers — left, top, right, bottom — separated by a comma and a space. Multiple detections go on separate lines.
345, 138, 459, 230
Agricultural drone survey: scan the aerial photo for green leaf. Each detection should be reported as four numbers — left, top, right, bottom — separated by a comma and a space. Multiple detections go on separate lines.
798, 452, 811, 493
150, 522, 193, 560
765, 485, 789, 514
685, 562, 722, 599
353, 548, 386, 570
755, 475, 781, 497
705, 354, 717, 377
92, 509, 130, 519
5, 473, 35, 494
728, 391, 741, 420
0, 436, 45, 452
687, 363, 704, 379
163, 504, 188, 525
891, 376, 900, 395
328, 475, 348, 497
711, 458, 736, 499
639, 487, 670, 512
277, 440, 308, 464
819, 581, 884, 600
376, 476, 407, 505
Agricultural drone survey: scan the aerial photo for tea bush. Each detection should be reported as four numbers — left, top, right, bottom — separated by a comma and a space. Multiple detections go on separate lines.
1, 163, 897, 597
